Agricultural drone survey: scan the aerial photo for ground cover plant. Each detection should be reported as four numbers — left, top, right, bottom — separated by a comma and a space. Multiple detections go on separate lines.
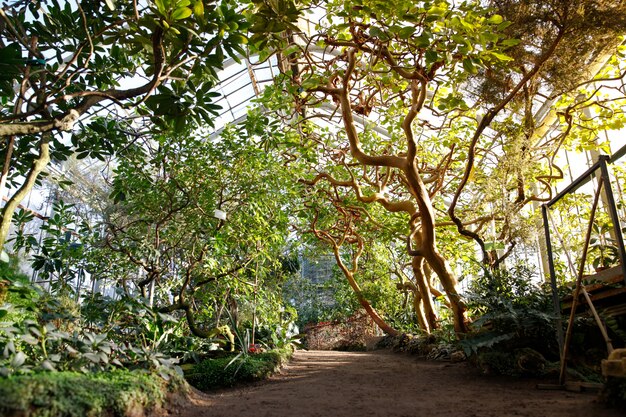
184, 347, 293, 390
0, 370, 186, 417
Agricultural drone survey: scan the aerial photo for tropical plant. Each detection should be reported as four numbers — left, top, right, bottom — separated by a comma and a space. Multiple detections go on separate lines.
461, 263, 559, 358
83, 115, 301, 344
588, 222, 623, 271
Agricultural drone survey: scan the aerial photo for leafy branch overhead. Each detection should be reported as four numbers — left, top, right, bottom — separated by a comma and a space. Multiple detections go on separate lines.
0, 0, 248, 138
257, 0, 626, 334
0, 0, 252, 250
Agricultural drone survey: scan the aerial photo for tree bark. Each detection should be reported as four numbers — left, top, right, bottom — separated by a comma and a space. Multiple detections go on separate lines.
0, 135, 50, 249
331, 245, 399, 336
411, 256, 438, 332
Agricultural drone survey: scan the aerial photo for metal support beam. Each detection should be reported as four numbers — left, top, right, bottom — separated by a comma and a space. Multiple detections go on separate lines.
599, 157, 626, 286
542, 204, 564, 359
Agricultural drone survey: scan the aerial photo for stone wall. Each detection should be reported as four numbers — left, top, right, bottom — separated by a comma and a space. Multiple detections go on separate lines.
303, 312, 382, 351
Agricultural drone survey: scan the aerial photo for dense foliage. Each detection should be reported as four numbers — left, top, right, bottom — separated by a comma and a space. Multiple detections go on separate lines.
184, 347, 292, 390
462, 263, 559, 359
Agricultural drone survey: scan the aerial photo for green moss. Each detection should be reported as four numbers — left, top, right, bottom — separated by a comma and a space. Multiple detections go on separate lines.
185, 348, 292, 391
0, 369, 187, 417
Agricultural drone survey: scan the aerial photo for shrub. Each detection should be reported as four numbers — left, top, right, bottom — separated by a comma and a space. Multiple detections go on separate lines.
185, 348, 292, 391
461, 263, 560, 361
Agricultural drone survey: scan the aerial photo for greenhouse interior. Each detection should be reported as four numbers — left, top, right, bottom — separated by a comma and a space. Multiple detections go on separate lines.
1, 1, 626, 416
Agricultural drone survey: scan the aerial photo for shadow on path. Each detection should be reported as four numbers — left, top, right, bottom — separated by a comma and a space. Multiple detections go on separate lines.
178, 350, 621, 417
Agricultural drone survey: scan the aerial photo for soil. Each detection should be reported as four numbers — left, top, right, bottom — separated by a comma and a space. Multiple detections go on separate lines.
174, 350, 624, 417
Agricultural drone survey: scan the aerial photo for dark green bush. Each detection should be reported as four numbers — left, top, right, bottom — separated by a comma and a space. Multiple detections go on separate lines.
0, 369, 187, 417
461, 263, 560, 360
185, 348, 292, 391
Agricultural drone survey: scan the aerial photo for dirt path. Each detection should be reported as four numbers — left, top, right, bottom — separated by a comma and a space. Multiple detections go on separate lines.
176, 350, 622, 417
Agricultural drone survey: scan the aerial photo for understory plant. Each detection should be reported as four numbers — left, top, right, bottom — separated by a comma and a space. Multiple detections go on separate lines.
0, 281, 183, 379
184, 348, 293, 391
461, 263, 560, 374
0, 369, 187, 417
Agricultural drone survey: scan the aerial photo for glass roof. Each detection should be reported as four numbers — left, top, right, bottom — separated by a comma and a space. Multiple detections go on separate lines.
210, 55, 279, 133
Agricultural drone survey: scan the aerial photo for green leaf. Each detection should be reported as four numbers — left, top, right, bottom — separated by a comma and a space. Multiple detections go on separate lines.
501, 39, 521, 47
489, 51, 513, 62
41, 360, 56, 371
83, 353, 101, 363
171, 6, 192, 20
488, 14, 504, 25
11, 352, 25, 368
427, 5, 447, 16
425, 50, 438, 64
154, 0, 166, 14
415, 34, 430, 48
398, 27, 416, 39
193, 0, 204, 18
369, 27, 384, 39
462, 58, 477, 74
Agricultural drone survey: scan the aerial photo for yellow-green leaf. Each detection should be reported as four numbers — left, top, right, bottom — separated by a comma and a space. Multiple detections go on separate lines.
488, 14, 503, 24
489, 51, 513, 61
193, 0, 204, 18
172, 6, 192, 20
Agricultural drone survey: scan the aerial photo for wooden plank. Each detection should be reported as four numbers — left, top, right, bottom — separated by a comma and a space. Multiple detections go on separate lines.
537, 382, 604, 392
562, 287, 626, 310
564, 382, 604, 392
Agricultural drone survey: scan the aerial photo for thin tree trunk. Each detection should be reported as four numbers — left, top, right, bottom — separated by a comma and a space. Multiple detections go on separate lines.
0, 135, 50, 249
412, 291, 428, 332
423, 247, 468, 334
412, 256, 438, 331
331, 246, 399, 336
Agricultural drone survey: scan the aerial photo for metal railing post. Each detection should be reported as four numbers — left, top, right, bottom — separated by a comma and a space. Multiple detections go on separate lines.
599, 155, 626, 285
542, 204, 564, 356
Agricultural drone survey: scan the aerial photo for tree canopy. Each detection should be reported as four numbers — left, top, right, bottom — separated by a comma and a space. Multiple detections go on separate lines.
1, 0, 626, 339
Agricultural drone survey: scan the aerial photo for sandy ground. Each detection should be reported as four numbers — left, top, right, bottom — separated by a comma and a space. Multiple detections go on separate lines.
175, 350, 623, 417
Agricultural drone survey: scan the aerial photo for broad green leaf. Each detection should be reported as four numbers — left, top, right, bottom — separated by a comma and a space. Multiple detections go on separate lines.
398, 27, 416, 39
172, 6, 192, 20
415, 34, 430, 48
21, 334, 38, 345
11, 352, 25, 367
489, 51, 513, 62
425, 50, 438, 64
501, 39, 521, 47
154, 0, 166, 14
83, 353, 101, 363
369, 27, 384, 39
462, 58, 477, 74
193, 0, 204, 18
487, 14, 503, 25
427, 6, 447, 16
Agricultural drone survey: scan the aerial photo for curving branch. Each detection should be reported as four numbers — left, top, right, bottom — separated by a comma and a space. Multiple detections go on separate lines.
0, 26, 166, 137
447, 28, 566, 264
